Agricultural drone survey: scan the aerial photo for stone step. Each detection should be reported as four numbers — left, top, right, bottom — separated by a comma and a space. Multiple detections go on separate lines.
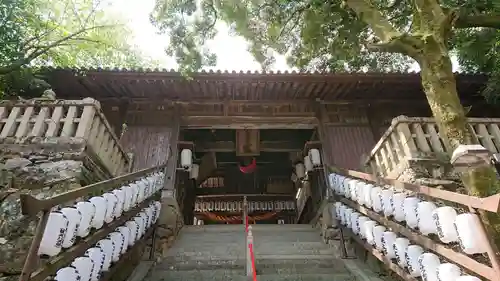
255, 273, 356, 281
147, 269, 246, 281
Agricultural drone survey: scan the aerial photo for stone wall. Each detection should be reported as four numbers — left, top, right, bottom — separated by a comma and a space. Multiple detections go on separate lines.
0, 139, 109, 280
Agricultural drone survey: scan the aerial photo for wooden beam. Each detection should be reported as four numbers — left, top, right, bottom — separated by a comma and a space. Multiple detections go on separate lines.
195, 140, 303, 152
182, 116, 318, 129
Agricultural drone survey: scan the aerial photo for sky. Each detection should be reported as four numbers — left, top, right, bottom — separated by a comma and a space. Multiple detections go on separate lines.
111, 0, 291, 72
110, 0, 458, 72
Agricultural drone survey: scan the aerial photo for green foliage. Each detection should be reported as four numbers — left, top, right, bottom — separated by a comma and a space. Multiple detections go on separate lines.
0, 0, 159, 96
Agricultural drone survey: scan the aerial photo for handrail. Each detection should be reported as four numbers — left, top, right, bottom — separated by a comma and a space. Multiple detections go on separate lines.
329, 166, 500, 281
17, 162, 168, 281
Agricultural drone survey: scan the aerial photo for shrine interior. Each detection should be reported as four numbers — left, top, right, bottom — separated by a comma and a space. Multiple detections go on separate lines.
178, 128, 319, 225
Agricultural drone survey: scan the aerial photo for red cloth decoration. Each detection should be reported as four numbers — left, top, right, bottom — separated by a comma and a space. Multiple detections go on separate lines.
239, 158, 256, 174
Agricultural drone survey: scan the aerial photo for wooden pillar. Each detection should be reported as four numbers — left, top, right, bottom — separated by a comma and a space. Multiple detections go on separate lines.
162, 106, 180, 198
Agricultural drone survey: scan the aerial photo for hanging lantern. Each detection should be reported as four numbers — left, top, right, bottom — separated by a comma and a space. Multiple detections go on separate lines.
437, 263, 462, 281
455, 213, 487, 254
371, 186, 383, 213
417, 201, 438, 235
71, 257, 94, 281
116, 227, 130, 254
358, 216, 370, 239
334, 202, 343, 221
363, 220, 378, 245
126, 220, 138, 246
418, 253, 441, 281
304, 155, 313, 172
350, 180, 360, 202
382, 231, 398, 259
338, 204, 347, 225
295, 163, 306, 180
373, 225, 387, 251
190, 164, 199, 179
403, 197, 421, 229
381, 189, 394, 217
406, 245, 424, 277
432, 206, 459, 244
102, 193, 118, 224
121, 185, 133, 211
129, 182, 140, 207
363, 184, 374, 208
180, 149, 193, 170
394, 237, 410, 267
309, 148, 322, 166
356, 182, 366, 205
84, 247, 105, 281
344, 208, 354, 229
38, 211, 68, 256
350, 212, 361, 234
55, 267, 80, 281
89, 196, 107, 229
112, 189, 125, 218
136, 180, 146, 203
96, 239, 114, 271
108, 232, 124, 262
60, 207, 82, 249
391, 193, 407, 222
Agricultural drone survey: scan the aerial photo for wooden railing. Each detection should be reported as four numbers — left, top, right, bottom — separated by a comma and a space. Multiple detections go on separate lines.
328, 166, 500, 281
367, 116, 500, 177
0, 98, 131, 176
16, 163, 167, 281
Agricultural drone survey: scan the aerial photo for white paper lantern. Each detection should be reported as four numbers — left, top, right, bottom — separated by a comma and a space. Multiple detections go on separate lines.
153, 201, 161, 223
363, 220, 378, 245
432, 206, 459, 243
75, 201, 95, 238
345, 208, 354, 229
38, 211, 68, 256
382, 231, 398, 259
349, 180, 359, 200
456, 276, 481, 281
350, 212, 361, 234
190, 163, 199, 179
126, 220, 139, 245
338, 176, 346, 195
358, 216, 370, 238
356, 182, 366, 205
309, 148, 322, 166
373, 225, 387, 250
391, 193, 407, 222
455, 213, 487, 254
363, 184, 374, 208
418, 253, 441, 281
55, 267, 80, 281
295, 163, 306, 180
437, 263, 462, 281
102, 193, 118, 224
145, 207, 154, 228
84, 247, 105, 281
112, 189, 125, 218
371, 186, 383, 212
334, 202, 343, 220
71, 257, 94, 281
405, 245, 424, 277
328, 173, 336, 191
304, 155, 313, 172
157, 172, 165, 190
60, 207, 81, 248
121, 185, 133, 211
417, 201, 438, 235
89, 196, 107, 229
134, 215, 145, 239
381, 189, 394, 217
338, 204, 347, 225
136, 180, 147, 203
108, 232, 124, 262
129, 183, 140, 206
96, 239, 114, 271
144, 177, 153, 198
139, 212, 148, 234
180, 149, 193, 169
403, 197, 421, 229
116, 226, 130, 254
394, 238, 410, 267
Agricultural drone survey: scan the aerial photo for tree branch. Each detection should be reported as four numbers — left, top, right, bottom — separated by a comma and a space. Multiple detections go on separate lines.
454, 13, 500, 29
344, 0, 401, 42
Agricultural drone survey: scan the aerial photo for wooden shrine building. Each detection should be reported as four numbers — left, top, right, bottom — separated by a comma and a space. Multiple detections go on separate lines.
38, 68, 499, 224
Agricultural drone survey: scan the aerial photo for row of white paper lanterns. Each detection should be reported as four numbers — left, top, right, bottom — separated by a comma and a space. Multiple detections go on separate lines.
38, 172, 165, 257
54, 201, 161, 281
294, 149, 322, 180
329, 173, 487, 255
335, 201, 480, 281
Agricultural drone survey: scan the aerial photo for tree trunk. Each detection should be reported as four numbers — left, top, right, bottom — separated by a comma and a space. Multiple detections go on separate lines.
419, 43, 500, 248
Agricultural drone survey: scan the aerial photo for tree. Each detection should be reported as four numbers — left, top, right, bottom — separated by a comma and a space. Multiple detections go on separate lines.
1, 0, 158, 95
151, 0, 500, 247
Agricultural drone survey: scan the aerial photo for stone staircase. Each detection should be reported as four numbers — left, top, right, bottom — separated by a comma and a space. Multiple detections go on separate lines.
146, 224, 364, 281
